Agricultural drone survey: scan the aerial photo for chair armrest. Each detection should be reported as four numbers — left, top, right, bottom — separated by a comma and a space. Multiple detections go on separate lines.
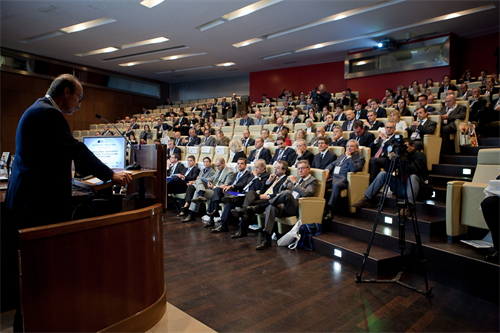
298, 197, 325, 224
423, 135, 442, 171
461, 182, 489, 230
347, 172, 370, 213
446, 180, 467, 237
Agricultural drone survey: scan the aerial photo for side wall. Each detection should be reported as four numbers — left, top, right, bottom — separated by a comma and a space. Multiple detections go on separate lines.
170, 75, 249, 101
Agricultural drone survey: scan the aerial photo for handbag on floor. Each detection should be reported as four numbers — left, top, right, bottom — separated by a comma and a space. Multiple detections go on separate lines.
277, 220, 302, 248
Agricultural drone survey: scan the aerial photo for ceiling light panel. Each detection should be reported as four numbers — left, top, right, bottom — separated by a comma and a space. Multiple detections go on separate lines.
119, 59, 160, 67
232, 37, 264, 48
175, 66, 214, 72
102, 45, 189, 62
59, 17, 117, 33
161, 53, 207, 60
19, 31, 64, 43
140, 0, 164, 8
121, 37, 169, 49
216, 62, 236, 67
76, 47, 119, 57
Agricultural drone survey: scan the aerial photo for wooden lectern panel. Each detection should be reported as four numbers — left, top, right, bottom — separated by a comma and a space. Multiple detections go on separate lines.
18, 204, 165, 332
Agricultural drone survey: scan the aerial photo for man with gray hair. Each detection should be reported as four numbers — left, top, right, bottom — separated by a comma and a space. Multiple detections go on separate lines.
440, 94, 466, 154
323, 139, 365, 220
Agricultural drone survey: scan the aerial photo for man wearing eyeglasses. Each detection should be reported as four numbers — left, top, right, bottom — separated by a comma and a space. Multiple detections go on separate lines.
309, 127, 325, 146
368, 121, 398, 182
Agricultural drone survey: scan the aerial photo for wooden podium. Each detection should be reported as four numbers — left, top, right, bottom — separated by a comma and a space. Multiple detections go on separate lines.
17, 145, 167, 332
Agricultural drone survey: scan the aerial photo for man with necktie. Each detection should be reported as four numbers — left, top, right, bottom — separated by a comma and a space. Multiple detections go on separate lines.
247, 138, 272, 165
311, 137, 337, 169
167, 155, 200, 194
180, 157, 216, 217
440, 94, 466, 154
167, 153, 186, 178
368, 121, 398, 182
270, 136, 297, 166
200, 129, 216, 147
181, 128, 201, 146
341, 110, 356, 132
405, 107, 437, 151
241, 129, 256, 148
166, 139, 182, 159
349, 121, 376, 147
254, 109, 269, 125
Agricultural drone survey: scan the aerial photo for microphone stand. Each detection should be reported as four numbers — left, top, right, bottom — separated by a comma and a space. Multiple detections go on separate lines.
95, 114, 141, 170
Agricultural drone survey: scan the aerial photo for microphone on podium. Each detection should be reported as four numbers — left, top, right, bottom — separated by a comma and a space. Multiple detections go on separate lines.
95, 114, 141, 170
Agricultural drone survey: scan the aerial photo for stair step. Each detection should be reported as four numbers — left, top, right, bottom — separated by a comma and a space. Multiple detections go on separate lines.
439, 155, 477, 165
431, 185, 447, 201
477, 138, 500, 147
460, 146, 499, 156
381, 195, 445, 218
356, 205, 446, 236
313, 233, 400, 275
431, 164, 476, 178
429, 174, 473, 186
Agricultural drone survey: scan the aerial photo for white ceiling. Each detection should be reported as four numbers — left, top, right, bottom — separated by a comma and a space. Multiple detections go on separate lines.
1, 0, 499, 84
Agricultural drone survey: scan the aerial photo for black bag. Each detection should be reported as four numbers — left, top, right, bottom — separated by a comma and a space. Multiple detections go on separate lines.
297, 223, 323, 250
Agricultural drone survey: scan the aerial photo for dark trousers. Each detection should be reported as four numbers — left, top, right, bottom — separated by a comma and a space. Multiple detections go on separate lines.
167, 177, 188, 194
369, 157, 386, 182
326, 175, 348, 210
440, 124, 455, 154
481, 196, 500, 250
471, 106, 500, 134
185, 185, 196, 202
238, 190, 269, 230
264, 191, 298, 234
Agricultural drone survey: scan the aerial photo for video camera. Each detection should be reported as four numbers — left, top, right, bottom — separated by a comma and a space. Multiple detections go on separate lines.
387, 134, 407, 156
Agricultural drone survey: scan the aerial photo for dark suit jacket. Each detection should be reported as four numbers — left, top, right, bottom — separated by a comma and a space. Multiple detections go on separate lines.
164, 111, 178, 117
174, 117, 188, 127
209, 106, 218, 114
247, 148, 272, 164
199, 110, 210, 119
271, 147, 297, 166
245, 171, 270, 192
334, 113, 347, 121
354, 109, 368, 120
239, 118, 255, 126
406, 119, 438, 138
260, 174, 288, 200
6, 97, 114, 226
166, 147, 182, 159
293, 150, 314, 166
324, 123, 335, 132
326, 153, 365, 180
167, 162, 186, 177
182, 165, 200, 182
220, 102, 231, 114
440, 104, 467, 130
349, 130, 376, 147
191, 107, 201, 112
369, 135, 398, 157
342, 120, 356, 132
365, 120, 384, 131
375, 107, 387, 118
187, 117, 199, 126
181, 136, 201, 146
272, 126, 290, 133
312, 150, 337, 169
231, 151, 247, 163
330, 137, 348, 149
438, 85, 458, 99
287, 117, 302, 124
241, 137, 255, 147
469, 98, 486, 118
230, 170, 253, 192
131, 123, 140, 129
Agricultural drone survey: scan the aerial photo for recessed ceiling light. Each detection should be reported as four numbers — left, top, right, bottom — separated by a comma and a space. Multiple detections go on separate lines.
19, 31, 64, 43
76, 47, 120, 57
334, 15, 346, 20
313, 44, 324, 49
175, 66, 213, 72
59, 17, 116, 33
121, 37, 168, 49
356, 61, 367, 66
160, 53, 207, 61
140, 0, 164, 8
118, 59, 160, 67
445, 13, 460, 20
102, 45, 189, 62
216, 62, 235, 67
232, 37, 264, 48
262, 52, 292, 60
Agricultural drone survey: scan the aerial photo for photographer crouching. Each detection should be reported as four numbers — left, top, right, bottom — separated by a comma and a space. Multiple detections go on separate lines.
353, 138, 430, 210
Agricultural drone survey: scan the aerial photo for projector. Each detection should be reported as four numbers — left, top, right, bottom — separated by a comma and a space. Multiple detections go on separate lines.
375, 39, 397, 50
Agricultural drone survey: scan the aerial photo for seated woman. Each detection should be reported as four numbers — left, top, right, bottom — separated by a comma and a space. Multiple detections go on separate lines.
229, 139, 246, 163
390, 110, 408, 131
140, 125, 153, 144
270, 108, 281, 124
129, 133, 138, 145
292, 129, 307, 150
194, 123, 203, 135
424, 78, 434, 89
395, 98, 411, 117
409, 80, 421, 96
204, 122, 215, 135
458, 70, 475, 84
307, 109, 318, 122
208, 115, 217, 128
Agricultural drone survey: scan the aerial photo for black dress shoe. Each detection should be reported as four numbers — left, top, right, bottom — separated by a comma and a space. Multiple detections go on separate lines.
207, 209, 220, 218
231, 230, 247, 239
222, 195, 237, 204
256, 240, 272, 250
353, 196, 375, 209
485, 251, 499, 263
323, 210, 333, 220
181, 215, 196, 223
192, 197, 207, 203
204, 219, 214, 227
231, 209, 244, 218
211, 225, 228, 233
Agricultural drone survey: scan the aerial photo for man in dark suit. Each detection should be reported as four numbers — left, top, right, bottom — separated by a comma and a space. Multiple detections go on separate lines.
309, 127, 325, 146
198, 104, 211, 122
406, 107, 437, 151
154, 119, 172, 139
469, 87, 486, 119
291, 140, 314, 167
166, 139, 182, 159
167, 153, 186, 177
312, 137, 337, 169
341, 110, 356, 132
330, 126, 348, 149
271, 136, 297, 166
349, 120, 376, 147
167, 155, 200, 194
181, 128, 201, 146
368, 121, 398, 182
230, 160, 289, 238
187, 113, 199, 128
438, 76, 458, 99
190, 103, 201, 113
199, 129, 216, 147
363, 110, 384, 131
415, 94, 436, 119
164, 107, 178, 118
247, 138, 272, 164
220, 97, 231, 115
102, 124, 113, 136
370, 98, 387, 119
440, 94, 467, 154
173, 110, 189, 135
458, 83, 473, 100
482, 77, 500, 98
257, 160, 319, 250
323, 139, 366, 219
208, 101, 218, 115
317, 84, 331, 111
239, 111, 254, 126
241, 129, 255, 148
141, 107, 150, 114
212, 159, 270, 233
333, 104, 347, 121
353, 101, 368, 120
287, 109, 302, 124
272, 117, 289, 134
263, 97, 274, 108
130, 117, 140, 129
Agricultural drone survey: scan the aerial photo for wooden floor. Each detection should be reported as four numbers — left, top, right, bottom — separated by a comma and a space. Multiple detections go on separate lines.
163, 210, 500, 333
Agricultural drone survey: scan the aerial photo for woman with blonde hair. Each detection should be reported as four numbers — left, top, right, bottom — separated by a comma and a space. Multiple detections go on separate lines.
229, 139, 246, 163
390, 110, 408, 130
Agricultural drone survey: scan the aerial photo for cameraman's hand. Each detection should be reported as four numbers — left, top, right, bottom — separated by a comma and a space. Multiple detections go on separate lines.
388, 152, 396, 160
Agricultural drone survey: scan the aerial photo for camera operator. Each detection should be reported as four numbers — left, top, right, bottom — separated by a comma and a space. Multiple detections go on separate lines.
353, 138, 429, 209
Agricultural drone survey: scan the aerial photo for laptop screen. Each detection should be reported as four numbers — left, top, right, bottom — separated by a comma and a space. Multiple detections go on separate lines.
82, 136, 127, 170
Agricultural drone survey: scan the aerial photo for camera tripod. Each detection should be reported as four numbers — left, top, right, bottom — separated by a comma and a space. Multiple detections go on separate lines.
355, 153, 433, 296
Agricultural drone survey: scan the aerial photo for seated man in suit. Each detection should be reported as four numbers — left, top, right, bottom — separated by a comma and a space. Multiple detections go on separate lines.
324, 114, 335, 132
187, 112, 198, 128
272, 117, 289, 134
215, 129, 230, 146
353, 101, 368, 120
231, 161, 289, 238
415, 94, 436, 119
164, 107, 178, 118
332, 104, 346, 122
354, 139, 429, 209
191, 103, 201, 113
180, 156, 216, 215
130, 117, 140, 129
291, 139, 314, 167
287, 109, 302, 124
263, 97, 274, 108
200, 129, 216, 146
363, 110, 384, 131
166, 139, 182, 159
239, 111, 254, 126
123, 123, 134, 139
102, 125, 113, 136
212, 159, 270, 233
468, 87, 486, 119
181, 128, 201, 146
341, 110, 356, 132
280, 100, 293, 115
437, 76, 458, 99
257, 160, 319, 250
154, 119, 172, 139
254, 109, 269, 125
309, 127, 325, 146
198, 104, 211, 123
330, 126, 348, 149
349, 120, 376, 147
323, 139, 366, 219
440, 94, 467, 154
261, 129, 274, 146
167, 153, 186, 178
271, 136, 297, 166
406, 107, 437, 151
183, 158, 235, 223
174, 110, 189, 135
368, 121, 398, 182
247, 137, 272, 165
241, 129, 255, 148
167, 155, 200, 194
312, 136, 337, 169
370, 98, 387, 118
